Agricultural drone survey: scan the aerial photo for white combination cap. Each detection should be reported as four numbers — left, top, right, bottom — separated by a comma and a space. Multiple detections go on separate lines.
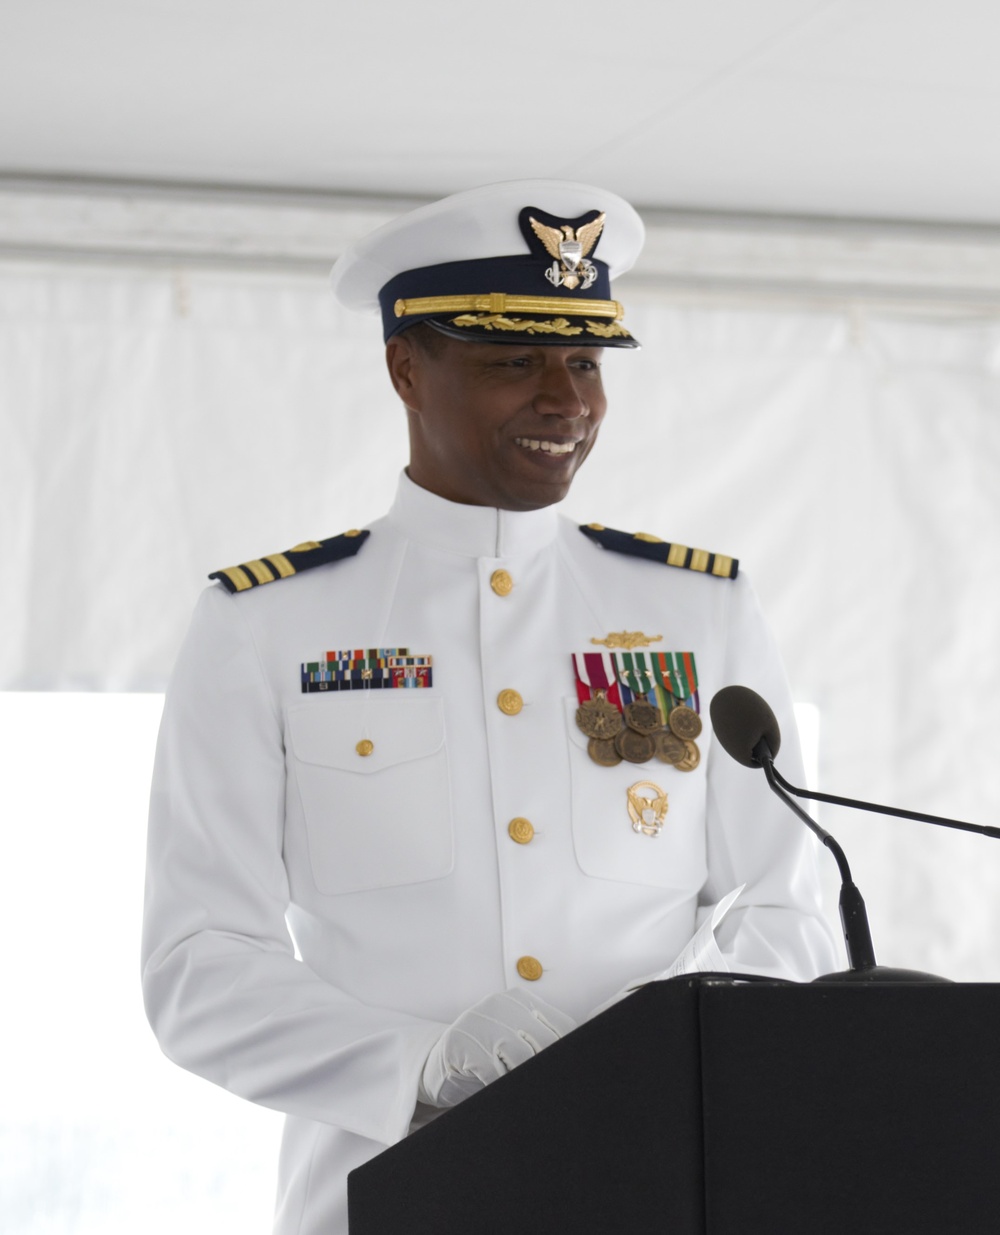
330, 179, 644, 348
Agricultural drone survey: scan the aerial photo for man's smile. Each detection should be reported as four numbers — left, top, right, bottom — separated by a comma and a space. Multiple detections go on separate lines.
513, 437, 579, 456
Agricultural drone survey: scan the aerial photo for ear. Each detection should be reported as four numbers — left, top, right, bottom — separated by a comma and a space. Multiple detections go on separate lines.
385, 334, 423, 412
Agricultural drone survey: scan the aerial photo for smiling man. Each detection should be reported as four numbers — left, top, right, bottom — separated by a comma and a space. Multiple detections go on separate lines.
390, 331, 606, 510
141, 181, 835, 1235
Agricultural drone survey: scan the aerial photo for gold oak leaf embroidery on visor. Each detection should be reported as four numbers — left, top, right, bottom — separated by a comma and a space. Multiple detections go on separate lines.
449, 313, 633, 340
585, 320, 632, 339
450, 314, 584, 336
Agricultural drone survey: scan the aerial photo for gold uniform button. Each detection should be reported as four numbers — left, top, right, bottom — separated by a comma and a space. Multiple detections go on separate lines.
497, 689, 523, 716
490, 569, 513, 597
507, 817, 535, 844
355, 739, 374, 757
516, 956, 544, 982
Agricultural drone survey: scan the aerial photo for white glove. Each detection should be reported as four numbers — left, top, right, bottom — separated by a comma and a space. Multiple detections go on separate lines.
419, 988, 576, 1109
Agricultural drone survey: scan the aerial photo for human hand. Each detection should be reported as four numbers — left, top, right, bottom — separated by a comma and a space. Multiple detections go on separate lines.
419, 988, 576, 1109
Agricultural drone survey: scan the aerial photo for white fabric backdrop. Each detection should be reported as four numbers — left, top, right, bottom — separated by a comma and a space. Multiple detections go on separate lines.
4, 259, 1000, 980
4, 254, 1000, 1233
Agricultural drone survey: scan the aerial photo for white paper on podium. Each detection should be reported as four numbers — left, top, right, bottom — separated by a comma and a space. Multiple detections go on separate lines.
588, 884, 746, 1019
658, 883, 746, 980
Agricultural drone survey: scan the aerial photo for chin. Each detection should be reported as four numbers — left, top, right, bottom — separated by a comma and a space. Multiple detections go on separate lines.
484, 455, 584, 510
499, 481, 574, 511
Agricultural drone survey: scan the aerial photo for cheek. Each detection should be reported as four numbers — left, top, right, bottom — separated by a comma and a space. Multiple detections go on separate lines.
455, 419, 498, 474
576, 434, 599, 469
588, 390, 609, 429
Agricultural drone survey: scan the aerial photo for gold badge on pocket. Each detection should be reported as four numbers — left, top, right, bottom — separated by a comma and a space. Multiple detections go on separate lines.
627, 781, 669, 837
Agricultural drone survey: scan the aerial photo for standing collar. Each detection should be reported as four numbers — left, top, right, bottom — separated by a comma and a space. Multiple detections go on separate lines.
384, 471, 561, 558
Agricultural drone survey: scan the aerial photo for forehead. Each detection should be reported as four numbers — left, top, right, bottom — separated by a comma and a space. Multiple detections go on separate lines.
420, 335, 606, 366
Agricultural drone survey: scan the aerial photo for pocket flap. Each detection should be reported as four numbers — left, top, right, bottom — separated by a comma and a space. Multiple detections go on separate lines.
287, 695, 445, 774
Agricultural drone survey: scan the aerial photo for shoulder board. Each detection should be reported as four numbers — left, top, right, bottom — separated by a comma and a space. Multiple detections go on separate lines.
209, 528, 370, 594
579, 523, 738, 580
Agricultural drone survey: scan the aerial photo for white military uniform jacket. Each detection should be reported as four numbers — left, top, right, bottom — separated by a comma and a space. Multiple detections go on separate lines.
142, 472, 836, 1235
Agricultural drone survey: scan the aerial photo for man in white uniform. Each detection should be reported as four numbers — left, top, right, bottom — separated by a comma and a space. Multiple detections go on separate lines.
142, 180, 836, 1234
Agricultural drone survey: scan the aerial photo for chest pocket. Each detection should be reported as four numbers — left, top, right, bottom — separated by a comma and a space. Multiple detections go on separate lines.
287, 696, 453, 895
564, 698, 708, 891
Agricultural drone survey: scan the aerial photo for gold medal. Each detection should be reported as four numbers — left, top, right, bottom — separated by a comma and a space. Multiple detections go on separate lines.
675, 738, 701, 772
576, 688, 623, 740
588, 736, 623, 767
623, 695, 662, 736
668, 704, 703, 740
654, 730, 687, 766
614, 728, 656, 764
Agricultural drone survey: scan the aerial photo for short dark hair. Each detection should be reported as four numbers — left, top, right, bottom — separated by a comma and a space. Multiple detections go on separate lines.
402, 321, 449, 358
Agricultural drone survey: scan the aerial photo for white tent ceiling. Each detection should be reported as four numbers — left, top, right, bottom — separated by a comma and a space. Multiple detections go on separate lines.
3, 0, 1000, 225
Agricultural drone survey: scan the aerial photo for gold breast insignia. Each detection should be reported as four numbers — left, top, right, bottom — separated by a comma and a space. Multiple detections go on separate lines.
591, 632, 663, 650
627, 781, 669, 838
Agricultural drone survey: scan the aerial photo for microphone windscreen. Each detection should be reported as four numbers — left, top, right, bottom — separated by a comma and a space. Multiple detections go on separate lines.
709, 685, 782, 767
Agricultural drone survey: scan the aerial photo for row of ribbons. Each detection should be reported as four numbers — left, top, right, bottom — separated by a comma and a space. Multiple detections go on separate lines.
301, 648, 433, 692
573, 650, 699, 719
298, 646, 698, 713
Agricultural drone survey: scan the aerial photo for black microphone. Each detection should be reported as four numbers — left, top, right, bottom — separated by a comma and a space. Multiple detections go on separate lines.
709, 685, 950, 983
709, 684, 782, 768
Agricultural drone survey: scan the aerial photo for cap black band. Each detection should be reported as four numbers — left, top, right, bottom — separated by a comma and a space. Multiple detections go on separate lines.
378, 254, 613, 341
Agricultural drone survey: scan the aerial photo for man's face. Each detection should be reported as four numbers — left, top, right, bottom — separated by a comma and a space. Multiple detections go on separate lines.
387, 333, 608, 512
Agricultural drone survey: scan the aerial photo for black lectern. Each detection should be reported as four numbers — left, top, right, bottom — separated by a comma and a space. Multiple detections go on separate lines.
348, 980, 1000, 1234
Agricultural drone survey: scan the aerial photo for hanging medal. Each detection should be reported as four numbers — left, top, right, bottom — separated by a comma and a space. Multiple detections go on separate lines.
654, 730, 688, 766
611, 658, 652, 762
605, 653, 655, 764
651, 651, 702, 770
573, 652, 625, 765
576, 690, 622, 739
616, 653, 662, 735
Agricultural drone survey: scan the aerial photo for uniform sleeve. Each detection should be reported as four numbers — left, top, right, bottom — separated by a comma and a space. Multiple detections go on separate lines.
698, 574, 840, 980
140, 585, 447, 1146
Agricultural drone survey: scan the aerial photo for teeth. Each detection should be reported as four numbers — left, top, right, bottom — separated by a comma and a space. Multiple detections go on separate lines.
515, 438, 577, 455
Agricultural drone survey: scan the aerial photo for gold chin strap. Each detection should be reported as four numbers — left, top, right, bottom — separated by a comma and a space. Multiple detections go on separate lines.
393, 293, 624, 320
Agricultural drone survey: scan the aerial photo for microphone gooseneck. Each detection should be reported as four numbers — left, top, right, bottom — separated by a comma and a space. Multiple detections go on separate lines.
710, 685, 950, 983
755, 732, 878, 974
767, 763, 1000, 841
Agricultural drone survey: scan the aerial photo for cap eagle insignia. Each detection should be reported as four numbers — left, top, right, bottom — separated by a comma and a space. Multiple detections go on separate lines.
529, 212, 606, 290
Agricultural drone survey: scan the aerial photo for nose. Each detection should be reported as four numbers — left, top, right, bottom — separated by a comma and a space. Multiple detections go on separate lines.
533, 358, 590, 420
